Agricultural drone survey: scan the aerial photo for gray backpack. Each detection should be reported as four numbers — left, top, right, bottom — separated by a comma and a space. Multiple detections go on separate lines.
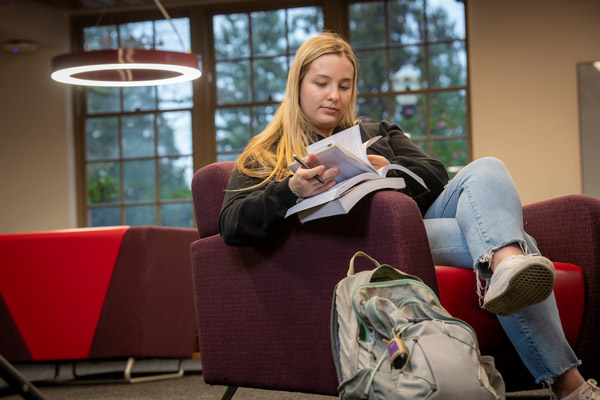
330, 252, 505, 400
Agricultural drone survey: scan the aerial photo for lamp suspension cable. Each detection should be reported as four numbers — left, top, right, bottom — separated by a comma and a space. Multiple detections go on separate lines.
51, 0, 202, 87
153, 0, 188, 53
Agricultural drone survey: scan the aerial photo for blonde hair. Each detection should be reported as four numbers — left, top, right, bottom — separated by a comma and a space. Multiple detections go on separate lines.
235, 31, 359, 186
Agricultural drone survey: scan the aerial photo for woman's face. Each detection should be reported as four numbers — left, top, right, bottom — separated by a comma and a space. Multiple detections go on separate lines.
299, 53, 354, 137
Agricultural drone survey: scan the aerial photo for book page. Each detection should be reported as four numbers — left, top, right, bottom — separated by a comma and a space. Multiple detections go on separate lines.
284, 171, 380, 218
289, 124, 381, 173
379, 164, 428, 189
311, 145, 374, 182
307, 125, 365, 162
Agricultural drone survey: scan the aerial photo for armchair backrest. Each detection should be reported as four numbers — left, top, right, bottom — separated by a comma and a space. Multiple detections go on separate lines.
191, 161, 235, 239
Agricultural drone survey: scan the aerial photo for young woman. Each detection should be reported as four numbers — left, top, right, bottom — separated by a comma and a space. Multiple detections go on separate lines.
218, 32, 598, 400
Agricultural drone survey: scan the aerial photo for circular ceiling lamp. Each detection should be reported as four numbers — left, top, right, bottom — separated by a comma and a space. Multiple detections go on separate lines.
51, 48, 202, 87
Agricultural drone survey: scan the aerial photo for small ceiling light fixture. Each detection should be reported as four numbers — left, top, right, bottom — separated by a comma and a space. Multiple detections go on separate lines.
50, 0, 201, 87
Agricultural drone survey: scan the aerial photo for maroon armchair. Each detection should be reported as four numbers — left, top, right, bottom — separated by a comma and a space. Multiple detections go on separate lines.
189, 161, 600, 397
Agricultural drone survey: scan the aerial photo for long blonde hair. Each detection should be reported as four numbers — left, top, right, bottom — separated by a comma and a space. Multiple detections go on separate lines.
235, 32, 359, 186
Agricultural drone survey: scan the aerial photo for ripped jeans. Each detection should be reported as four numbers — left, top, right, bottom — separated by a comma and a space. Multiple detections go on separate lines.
423, 157, 580, 384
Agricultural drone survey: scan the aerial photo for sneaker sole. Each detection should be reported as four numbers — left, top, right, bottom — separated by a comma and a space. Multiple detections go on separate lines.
483, 257, 555, 316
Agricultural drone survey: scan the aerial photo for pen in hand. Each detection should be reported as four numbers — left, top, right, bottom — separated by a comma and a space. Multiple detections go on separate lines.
293, 154, 325, 184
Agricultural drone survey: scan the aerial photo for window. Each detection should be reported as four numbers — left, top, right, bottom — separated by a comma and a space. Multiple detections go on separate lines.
349, 0, 468, 172
82, 18, 195, 227
73, 1, 469, 228
213, 6, 324, 161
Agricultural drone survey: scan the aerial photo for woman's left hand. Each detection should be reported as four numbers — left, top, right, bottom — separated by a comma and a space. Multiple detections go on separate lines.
367, 154, 390, 170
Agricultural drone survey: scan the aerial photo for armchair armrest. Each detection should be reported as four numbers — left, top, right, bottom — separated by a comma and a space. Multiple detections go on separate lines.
523, 194, 600, 379
190, 190, 436, 395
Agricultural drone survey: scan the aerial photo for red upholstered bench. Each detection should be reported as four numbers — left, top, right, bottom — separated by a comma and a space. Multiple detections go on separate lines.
435, 262, 585, 387
435, 263, 584, 350
0, 226, 199, 365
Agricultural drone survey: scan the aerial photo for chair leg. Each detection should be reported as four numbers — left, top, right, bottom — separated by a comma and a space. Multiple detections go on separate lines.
0, 354, 47, 400
220, 385, 238, 400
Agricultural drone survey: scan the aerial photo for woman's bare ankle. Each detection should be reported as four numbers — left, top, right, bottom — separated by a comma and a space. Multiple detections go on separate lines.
489, 243, 524, 273
552, 367, 585, 399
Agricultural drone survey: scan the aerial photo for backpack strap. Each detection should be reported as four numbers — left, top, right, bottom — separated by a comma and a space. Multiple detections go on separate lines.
348, 251, 381, 276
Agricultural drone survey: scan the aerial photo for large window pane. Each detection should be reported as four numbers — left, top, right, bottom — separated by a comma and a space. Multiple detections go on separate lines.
253, 56, 288, 102
427, 0, 466, 41
213, 7, 323, 162
431, 138, 468, 171
356, 49, 388, 93
390, 45, 427, 91
357, 96, 388, 122
216, 153, 240, 162
216, 107, 251, 153
161, 204, 194, 228
216, 61, 251, 105
87, 87, 120, 114
123, 87, 156, 112
391, 93, 426, 138
157, 81, 193, 110
125, 205, 157, 225
389, 0, 424, 45
157, 111, 192, 156
80, 17, 194, 228
83, 25, 117, 50
123, 160, 156, 202
252, 10, 286, 57
287, 7, 324, 52
159, 156, 193, 200
86, 117, 119, 160
122, 114, 155, 158
119, 21, 153, 49
429, 41, 467, 88
350, 0, 468, 162
213, 14, 250, 60
155, 18, 191, 51
87, 162, 120, 204
430, 90, 466, 137
89, 207, 121, 227
349, 2, 386, 48
253, 105, 277, 136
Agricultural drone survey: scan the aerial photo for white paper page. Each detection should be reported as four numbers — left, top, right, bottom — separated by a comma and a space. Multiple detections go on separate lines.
311, 145, 373, 182
379, 164, 428, 189
307, 125, 363, 160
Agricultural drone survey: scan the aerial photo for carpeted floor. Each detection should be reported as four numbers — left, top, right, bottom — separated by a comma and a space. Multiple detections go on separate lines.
1, 359, 551, 400
1, 372, 551, 400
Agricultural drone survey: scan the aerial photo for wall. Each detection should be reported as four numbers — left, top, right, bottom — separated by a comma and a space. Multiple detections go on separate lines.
0, 0, 74, 234
0, 0, 599, 234
468, 0, 600, 205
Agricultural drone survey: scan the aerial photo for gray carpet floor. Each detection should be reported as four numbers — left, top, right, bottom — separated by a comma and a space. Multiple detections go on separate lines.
1, 359, 550, 399
2, 372, 551, 400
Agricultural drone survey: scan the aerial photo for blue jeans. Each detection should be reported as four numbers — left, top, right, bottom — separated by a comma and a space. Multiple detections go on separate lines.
423, 157, 580, 384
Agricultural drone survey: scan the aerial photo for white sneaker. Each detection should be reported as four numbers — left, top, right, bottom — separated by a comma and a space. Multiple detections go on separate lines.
577, 379, 600, 399
482, 254, 555, 316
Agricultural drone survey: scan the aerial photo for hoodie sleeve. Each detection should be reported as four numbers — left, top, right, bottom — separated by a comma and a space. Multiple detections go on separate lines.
362, 120, 449, 214
218, 169, 299, 246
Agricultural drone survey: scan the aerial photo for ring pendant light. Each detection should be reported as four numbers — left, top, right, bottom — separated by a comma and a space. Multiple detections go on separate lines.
51, 0, 201, 87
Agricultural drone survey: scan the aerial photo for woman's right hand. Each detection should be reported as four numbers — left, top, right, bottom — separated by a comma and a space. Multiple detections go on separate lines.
289, 153, 339, 198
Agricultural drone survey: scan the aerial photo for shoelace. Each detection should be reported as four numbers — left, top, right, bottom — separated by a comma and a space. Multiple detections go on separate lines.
583, 379, 599, 399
